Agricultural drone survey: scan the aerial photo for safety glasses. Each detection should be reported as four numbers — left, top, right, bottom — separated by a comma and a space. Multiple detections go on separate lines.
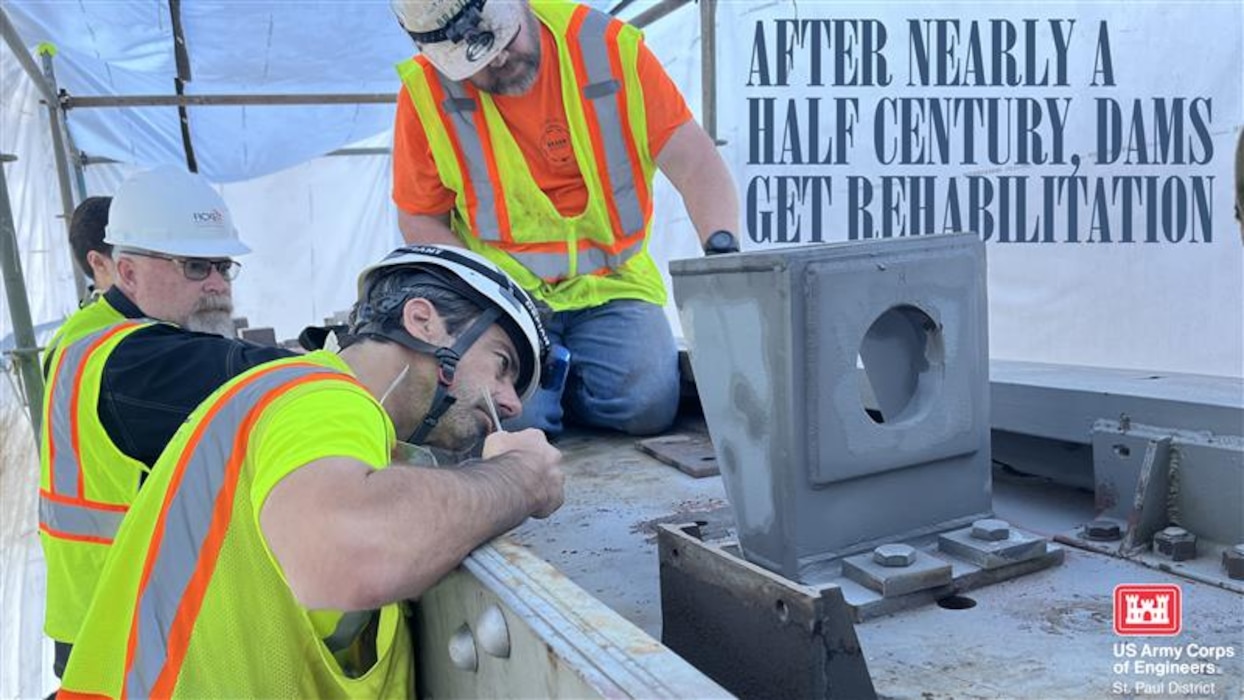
123, 250, 241, 281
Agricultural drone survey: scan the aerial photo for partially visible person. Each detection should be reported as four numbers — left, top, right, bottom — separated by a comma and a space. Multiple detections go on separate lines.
69, 195, 117, 294
41, 196, 119, 377
1235, 128, 1243, 243
37, 165, 293, 681
390, 0, 741, 438
59, 245, 564, 698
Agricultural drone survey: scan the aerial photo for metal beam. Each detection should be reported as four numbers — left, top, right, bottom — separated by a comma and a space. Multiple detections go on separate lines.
0, 8, 58, 105
0, 155, 45, 438
607, 0, 640, 16
630, 0, 692, 29
699, 0, 717, 141
168, 0, 192, 82
39, 47, 89, 301
81, 146, 392, 167
64, 93, 397, 109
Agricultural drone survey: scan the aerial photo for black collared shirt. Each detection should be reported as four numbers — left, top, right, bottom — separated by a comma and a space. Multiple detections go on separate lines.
98, 287, 296, 467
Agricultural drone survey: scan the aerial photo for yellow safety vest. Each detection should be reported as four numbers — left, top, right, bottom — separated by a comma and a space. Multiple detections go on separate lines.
59, 354, 413, 699
398, 0, 666, 311
39, 319, 154, 644
42, 294, 125, 378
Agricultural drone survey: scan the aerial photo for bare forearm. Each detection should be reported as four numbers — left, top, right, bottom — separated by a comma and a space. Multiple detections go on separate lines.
397, 209, 464, 247
263, 454, 547, 611
657, 121, 740, 246
357, 454, 541, 603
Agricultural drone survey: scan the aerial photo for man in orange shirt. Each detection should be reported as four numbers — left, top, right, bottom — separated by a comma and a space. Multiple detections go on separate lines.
391, 0, 739, 438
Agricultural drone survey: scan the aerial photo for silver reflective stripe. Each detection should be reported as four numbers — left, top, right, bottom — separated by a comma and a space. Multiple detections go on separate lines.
125, 363, 339, 697
435, 72, 503, 241
575, 9, 644, 236
575, 241, 643, 276
508, 239, 643, 281
509, 251, 572, 281
39, 494, 125, 541
47, 325, 135, 498
323, 610, 375, 653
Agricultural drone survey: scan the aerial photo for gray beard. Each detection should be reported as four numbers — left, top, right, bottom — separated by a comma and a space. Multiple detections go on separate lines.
185, 309, 235, 337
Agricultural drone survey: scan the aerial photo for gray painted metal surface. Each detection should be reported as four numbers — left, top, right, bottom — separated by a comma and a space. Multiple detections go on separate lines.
658, 523, 876, 700
1056, 419, 1244, 592
413, 537, 730, 699
670, 234, 992, 579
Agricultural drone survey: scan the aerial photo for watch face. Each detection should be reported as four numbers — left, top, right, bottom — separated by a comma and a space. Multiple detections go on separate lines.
707, 231, 737, 252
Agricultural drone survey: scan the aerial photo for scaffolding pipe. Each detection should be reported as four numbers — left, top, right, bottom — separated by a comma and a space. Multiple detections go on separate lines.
630, 0, 692, 29
81, 146, 392, 166
0, 155, 45, 438
40, 47, 89, 300
699, 0, 717, 141
0, 9, 58, 105
65, 93, 397, 109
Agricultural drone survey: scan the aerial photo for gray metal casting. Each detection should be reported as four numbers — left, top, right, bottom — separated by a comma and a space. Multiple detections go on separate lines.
670, 234, 991, 580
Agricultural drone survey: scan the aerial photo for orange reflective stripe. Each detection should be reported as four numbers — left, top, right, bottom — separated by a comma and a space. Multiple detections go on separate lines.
56, 690, 112, 700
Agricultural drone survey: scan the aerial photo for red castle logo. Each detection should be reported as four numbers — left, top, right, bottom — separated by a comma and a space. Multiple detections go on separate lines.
1113, 584, 1181, 636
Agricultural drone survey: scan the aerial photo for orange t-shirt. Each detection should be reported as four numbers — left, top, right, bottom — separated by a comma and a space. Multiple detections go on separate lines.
392, 21, 692, 218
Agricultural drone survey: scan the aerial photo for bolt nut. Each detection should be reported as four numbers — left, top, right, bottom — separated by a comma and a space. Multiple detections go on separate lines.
1223, 546, 1244, 580
873, 543, 917, 567
971, 519, 1011, 542
1084, 519, 1122, 541
1153, 527, 1197, 562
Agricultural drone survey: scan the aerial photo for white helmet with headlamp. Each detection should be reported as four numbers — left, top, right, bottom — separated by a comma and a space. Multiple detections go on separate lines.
352, 244, 553, 442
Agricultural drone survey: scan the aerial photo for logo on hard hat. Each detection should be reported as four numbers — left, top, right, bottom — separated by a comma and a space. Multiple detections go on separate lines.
464, 30, 495, 62
192, 209, 225, 224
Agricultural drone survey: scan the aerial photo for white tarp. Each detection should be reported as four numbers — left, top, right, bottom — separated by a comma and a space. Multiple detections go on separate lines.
1, 2, 1241, 699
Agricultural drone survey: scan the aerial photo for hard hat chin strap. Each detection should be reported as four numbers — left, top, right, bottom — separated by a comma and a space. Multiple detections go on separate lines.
362, 307, 501, 445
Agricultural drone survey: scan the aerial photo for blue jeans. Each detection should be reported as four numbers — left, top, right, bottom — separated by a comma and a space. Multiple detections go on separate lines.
506, 299, 680, 438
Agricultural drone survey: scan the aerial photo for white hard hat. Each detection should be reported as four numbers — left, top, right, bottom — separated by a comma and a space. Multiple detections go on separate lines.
104, 165, 250, 257
355, 244, 549, 401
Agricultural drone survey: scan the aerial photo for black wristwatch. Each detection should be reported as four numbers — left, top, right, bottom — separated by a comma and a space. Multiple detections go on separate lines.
703, 230, 739, 255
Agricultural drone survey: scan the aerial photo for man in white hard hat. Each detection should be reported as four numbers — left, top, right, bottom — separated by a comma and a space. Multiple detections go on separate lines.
37, 165, 295, 682
389, 0, 740, 439
60, 245, 564, 698
105, 163, 251, 336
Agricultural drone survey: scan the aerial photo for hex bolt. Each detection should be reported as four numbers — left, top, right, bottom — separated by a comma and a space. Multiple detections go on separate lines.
971, 519, 1011, 542
1153, 527, 1197, 562
1221, 545, 1244, 580
873, 543, 917, 567
1083, 519, 1122, 541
